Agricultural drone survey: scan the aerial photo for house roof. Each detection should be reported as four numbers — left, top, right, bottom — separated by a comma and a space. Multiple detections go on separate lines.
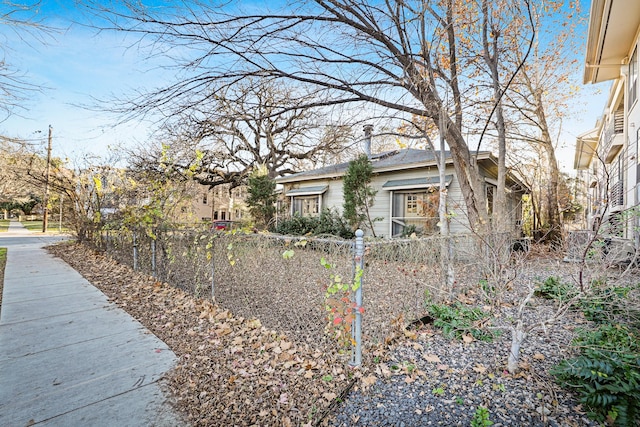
574, 127, 600, 170
284, 185, 328, 196
277, 148, 528, 193
584, 0, 640, 84
382, 175, 453, 190
277, 149, 489, 183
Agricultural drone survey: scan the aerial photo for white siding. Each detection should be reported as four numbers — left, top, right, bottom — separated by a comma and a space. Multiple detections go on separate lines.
281, 159, 524, 237
369, 166, 470, 237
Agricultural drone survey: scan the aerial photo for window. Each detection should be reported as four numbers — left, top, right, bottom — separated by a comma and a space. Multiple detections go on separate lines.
630, 47, 637, 106
292, 196, 320, 216
220, 211, 226, 220
486, 185, 495, 216
406, 194, 418, 214
391, 190, 439, 237
202, 193, 208, 205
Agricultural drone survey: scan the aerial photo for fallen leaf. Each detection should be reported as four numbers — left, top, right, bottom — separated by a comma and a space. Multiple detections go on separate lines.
424, 353, 441, 363
323, 392, 337, 401
462, 334, 474, 343
376, 364, 392, 377
361, 375, 377, 387
473, 364, 487, 374
533, 353, 545, 361
404, 330, 417, 339
280, 341, 292, 351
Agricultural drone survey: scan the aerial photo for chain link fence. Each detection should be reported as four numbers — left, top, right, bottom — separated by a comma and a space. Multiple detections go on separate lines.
96, 227, 512, 355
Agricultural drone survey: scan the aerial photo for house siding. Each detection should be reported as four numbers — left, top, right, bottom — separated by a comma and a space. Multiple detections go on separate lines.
284, 165, 473, 237
279, 150, 527, 238
371, 166, 470, 237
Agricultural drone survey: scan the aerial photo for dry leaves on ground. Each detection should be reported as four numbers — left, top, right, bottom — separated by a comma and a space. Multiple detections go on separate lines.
48, 242, 359, 426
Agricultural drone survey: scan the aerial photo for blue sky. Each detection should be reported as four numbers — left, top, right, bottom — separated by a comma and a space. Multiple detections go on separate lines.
0, 1, 166, 161
0, 0, 610, 171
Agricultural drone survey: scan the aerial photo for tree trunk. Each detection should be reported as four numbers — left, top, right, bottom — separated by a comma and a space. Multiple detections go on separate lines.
483, 0, 508, 234
443, 118, 489, 233
507, 322, 527, 374
438, 110, 455, 297
534, 91, 562, 246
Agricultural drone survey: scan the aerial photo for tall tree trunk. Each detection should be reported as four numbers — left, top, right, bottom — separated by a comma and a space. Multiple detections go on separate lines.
431, 0, 489, 234
534, 91, 562, 245
438, 111, 455, 297
482, 0, 509, 234
443, 119, 490, 233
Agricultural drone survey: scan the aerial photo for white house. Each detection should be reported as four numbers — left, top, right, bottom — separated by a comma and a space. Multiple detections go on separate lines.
276, 148, 527, 238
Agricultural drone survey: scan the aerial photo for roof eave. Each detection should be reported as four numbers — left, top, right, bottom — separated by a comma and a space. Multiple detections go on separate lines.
574, 128, 600, 170
583, 0, 640, 84
584, 0, 607, 84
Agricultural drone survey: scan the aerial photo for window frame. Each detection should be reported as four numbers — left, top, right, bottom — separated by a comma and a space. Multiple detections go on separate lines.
292, 195, 320, 217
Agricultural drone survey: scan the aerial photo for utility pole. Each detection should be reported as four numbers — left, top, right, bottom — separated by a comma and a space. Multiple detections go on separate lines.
42, 125, 52, 233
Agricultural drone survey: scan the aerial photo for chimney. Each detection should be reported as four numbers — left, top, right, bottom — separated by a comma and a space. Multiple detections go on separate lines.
363, 124, 373, 158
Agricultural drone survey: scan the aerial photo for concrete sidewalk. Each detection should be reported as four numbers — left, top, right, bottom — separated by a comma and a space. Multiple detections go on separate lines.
0, 221, 185, 426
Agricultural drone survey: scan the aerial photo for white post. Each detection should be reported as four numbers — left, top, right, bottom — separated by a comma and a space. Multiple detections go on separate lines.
211, 239, 216, 301
133, 230, 138, 271
350, 229, 365, 367
58, 193, 63, 233
151, 238, 156, 277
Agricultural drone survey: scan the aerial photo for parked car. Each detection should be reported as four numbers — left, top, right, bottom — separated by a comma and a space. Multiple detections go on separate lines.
211, 220, 233, 231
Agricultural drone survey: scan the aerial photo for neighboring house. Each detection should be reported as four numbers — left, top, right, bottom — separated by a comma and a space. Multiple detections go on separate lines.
574, 1, 640, 240
192, 183, 248, 223
276, 148, 527, 238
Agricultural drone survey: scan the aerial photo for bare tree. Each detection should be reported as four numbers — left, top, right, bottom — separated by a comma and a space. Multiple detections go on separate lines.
126, 79, 354, 187
0, 0, 55, 120
86, 0, 544, 232
502, 0, 585, 244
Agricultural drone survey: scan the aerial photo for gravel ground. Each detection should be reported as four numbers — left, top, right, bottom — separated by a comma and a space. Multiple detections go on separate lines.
329, 327, 597, 426
46, 241, 626, 426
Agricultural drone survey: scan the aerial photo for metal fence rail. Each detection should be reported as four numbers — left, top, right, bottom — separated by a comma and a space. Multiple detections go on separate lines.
97, 228, 508, 357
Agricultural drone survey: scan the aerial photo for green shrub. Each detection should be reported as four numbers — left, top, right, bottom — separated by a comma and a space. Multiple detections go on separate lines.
314, 209, 354, 238
551, 324, 640, 426
273, 210, 354, 239
535, 277, 638, 325
579, 283, 634, 324
273, 213, 318, 236
427, 302, 496, 342
470, 406, 493, 427
534, 276, 576, 301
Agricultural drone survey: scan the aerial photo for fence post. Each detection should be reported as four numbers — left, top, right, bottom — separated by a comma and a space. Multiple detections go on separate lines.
151, 237, 156, 278
350, 229, 365, 367
133, 230, 138, 271
211, 238, 215, 301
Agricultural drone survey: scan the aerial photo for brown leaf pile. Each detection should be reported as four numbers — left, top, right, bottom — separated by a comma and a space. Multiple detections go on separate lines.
48, 242, 362, 426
